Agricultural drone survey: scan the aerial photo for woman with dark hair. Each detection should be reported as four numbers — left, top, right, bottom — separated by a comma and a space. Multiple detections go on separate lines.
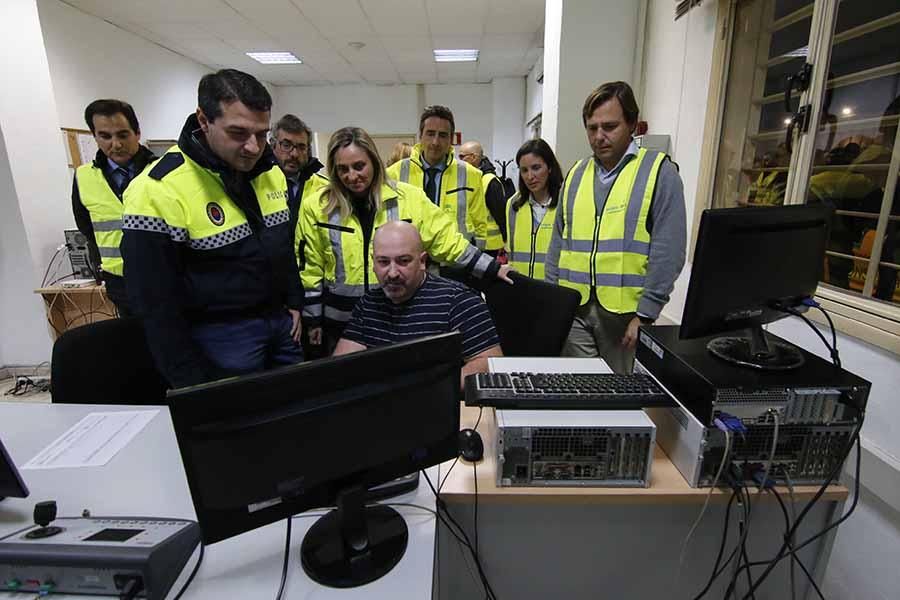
506, 138, 564, 279
297, 127, 506, 353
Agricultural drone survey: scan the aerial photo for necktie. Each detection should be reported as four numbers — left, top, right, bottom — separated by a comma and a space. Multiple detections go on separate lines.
424, 168, 439, 205
114, 167, 131, 196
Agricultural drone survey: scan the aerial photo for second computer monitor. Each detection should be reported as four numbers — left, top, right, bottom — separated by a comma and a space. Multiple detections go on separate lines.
680, 204, 831, 370
0, 437, 29, 501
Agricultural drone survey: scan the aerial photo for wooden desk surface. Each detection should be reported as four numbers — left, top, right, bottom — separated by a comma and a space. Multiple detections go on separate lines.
35, 284, 106, 294
439, 404, 849, 505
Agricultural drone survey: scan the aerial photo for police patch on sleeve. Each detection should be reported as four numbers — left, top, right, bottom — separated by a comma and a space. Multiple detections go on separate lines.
206, 202, 225, 226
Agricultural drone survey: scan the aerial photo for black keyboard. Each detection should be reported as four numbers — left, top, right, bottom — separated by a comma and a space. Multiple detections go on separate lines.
464, 372, 673, 410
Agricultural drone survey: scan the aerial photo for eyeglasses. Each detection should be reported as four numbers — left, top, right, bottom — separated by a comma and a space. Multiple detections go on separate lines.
275, 139, 308, 153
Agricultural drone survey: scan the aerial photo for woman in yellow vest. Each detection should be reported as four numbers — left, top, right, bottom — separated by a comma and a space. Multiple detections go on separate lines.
505, 138, 564, 280
298, 127, 508, 353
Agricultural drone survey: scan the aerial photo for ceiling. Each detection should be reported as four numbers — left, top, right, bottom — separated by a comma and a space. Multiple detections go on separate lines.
62, 0, 545, 86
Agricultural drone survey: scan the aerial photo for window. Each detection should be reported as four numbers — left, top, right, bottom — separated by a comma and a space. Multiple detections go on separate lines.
704, 0, 900, 353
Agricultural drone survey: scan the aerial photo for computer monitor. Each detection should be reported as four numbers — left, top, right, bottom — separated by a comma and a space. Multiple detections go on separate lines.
167, 332, 462, 588
0, 437, 30, 501
680, 204, 832, 370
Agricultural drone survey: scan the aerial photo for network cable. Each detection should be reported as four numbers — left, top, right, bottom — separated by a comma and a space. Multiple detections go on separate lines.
676, 428, 732, 591
738, 419, 862, 599
422, 470, 497, 600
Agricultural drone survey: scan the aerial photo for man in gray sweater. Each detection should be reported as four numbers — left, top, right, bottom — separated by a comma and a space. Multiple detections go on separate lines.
545, 81, 686, 373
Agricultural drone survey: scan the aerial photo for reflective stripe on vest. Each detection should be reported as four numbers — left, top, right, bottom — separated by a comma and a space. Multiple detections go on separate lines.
557, 148, 664, 312
75, 165, 125, 276
324, 195, 406, 300
454, 166, 469, 242
507, 194, 556, 280
397, 158, 472, 242
482, 172, 503, 250
122, 149, 288, 254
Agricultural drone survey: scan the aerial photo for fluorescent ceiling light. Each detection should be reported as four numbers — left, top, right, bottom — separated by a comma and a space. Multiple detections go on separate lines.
434, 49, 479, 63
246, 52, 302, 64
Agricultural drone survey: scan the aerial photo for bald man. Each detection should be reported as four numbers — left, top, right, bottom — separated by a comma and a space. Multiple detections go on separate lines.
334, 221, 502, 386
459, 140, 508, 243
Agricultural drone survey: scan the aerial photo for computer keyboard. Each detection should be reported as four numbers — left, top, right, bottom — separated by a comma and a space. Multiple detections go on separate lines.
464, 372, 673, 410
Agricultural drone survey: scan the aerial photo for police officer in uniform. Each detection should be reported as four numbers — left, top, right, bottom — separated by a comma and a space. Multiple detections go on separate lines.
72, 99, 156, 316
546, 81, 686, 374
122, 69, 303, 388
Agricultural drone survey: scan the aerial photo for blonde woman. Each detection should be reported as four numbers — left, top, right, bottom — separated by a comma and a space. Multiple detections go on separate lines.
297, 127, 510, 353
386, 141, 412, 166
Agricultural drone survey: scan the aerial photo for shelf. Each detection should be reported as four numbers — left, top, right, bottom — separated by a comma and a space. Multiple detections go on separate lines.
742, 164, 892, 174
755, 61, 900, 106
749, 115, 900, 142
769, 5, 814, 35
766, 11, 900, 68
834, 210, 880, 220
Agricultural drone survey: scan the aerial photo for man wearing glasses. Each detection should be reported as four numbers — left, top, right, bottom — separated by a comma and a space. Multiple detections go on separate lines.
271, 114, 327, 237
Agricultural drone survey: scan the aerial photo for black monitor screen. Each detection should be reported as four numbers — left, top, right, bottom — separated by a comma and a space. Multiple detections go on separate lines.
680, 205, 831, 369
167, 332, 462, 546
0, 437, 29, 500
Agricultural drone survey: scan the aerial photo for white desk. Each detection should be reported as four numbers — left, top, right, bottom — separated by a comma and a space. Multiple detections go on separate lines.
0, 402, 437, 599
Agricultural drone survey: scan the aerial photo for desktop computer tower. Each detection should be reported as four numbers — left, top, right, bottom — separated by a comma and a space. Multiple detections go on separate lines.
494, 409, 656, 488
64, 229, 98, 280
636, 326, 868, 488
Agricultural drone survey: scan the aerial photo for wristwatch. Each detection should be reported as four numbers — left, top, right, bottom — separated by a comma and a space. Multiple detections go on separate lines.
638, 315, 655, 326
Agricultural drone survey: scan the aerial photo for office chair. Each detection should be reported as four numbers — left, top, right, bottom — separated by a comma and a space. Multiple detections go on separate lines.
50, 317, 169, 405
482, 272, 580, 356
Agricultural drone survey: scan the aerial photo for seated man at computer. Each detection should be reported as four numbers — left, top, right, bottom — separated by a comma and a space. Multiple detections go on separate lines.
334, 221, 502, 385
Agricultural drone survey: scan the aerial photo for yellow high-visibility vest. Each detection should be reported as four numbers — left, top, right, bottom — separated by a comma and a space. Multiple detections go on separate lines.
75, 165, 127, 276
297, 181, 492, 326
506, 193, 556, 280
386, 145, 492, 250
555, 148, 665, 312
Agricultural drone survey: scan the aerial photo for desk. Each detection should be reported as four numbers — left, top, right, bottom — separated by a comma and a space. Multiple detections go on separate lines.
0, 402, 437, 599
34, 285, 116, 339
437, 358, 847, 600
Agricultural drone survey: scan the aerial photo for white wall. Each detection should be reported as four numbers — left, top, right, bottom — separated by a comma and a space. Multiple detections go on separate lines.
0, 131, 54, 365
1, 0, 80, 365
37, 0, 211, 139
525, 54, 544, 139
640, 1, 900, 596
0, 0, 216, 366
543, 0, 641, 169
273, 84, 420, 141
426, 84, 494, 156
490, 77, 525, 183
274, 81, 522, 166
641, 0, 718, 244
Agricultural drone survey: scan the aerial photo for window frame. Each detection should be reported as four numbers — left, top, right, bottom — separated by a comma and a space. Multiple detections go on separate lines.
697, 0, 900, 356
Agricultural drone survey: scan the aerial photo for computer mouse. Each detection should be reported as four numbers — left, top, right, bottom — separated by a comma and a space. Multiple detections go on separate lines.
458, 428, 484, 462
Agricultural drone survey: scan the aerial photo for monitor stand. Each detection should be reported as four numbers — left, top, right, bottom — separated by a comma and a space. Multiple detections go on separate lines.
707, 326, 805, 370
300, 484, 408, 588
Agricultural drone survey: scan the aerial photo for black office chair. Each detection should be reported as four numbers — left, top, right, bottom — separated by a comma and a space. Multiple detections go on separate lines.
482, 272, 581, 356
50, 318, 169, 405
